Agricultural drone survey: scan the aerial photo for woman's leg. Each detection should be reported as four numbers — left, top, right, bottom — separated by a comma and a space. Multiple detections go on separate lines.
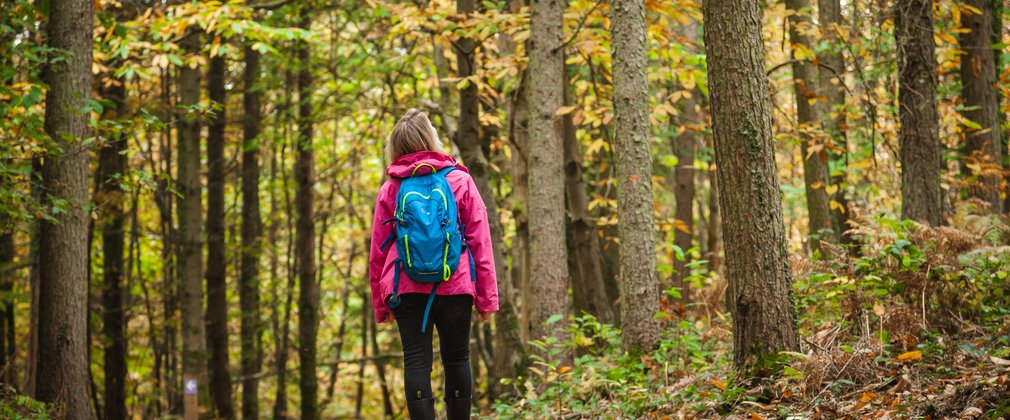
391, 294, 435, 402
431, 294, 473, 399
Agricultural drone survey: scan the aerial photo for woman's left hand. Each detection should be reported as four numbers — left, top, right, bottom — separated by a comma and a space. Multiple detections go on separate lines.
477, 312, 492, 322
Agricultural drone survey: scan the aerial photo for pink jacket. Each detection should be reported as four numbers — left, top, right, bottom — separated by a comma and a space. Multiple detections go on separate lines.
369, 151, 499, 324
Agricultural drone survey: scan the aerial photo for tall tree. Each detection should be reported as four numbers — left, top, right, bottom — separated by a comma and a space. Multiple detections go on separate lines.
177, 25, 209, 415
453, 0, 509, 314
205, 53, 235, 419
295, 9, 320, 419
564, 63, 614, 324
960, 0, 1003, 212
703, 0, 801, 371
818, 0, 856, 250
0, 230, 15, 385
97, 72, 128, 420
35, 0, 93, 415
239, 43, 264, 420
670, 21, 701, 302
527, 0, 568, 345
786, 0, 833, 252
611, 0, 660, 351
495, 0, 531, 394
896, 0, 942, 225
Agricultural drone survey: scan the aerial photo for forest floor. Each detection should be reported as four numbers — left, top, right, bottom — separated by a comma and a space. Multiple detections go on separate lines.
491, 205, 1010, 419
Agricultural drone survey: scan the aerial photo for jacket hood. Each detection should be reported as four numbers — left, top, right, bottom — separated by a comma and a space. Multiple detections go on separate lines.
385, 151, 468, 178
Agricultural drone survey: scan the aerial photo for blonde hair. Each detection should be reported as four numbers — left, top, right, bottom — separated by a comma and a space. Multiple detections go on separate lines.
387, 109, 444, 161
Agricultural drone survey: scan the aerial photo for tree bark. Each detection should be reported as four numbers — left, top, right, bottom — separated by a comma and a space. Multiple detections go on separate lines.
786, 0, 833, 252
205, 53, 236, 419
611, 0, 661, 352
97, 74, 129, 420
495, 0, 530, 395
295, 11, 319, 419
453, 0, 509, 314
177, 26, 210, 416
240, 43, 264, 420
671, 104, 697, 303
817, 0, 856, 249
703, 0, 801, 371
707, 166, 721, 274
35, 0, 94, 416
671, 19, 700, 301
562, 69, 613, 326
0, 231, 15, 386
527, 0, 569, 346
896, 0, 942, 225
960, 0, 1003, 212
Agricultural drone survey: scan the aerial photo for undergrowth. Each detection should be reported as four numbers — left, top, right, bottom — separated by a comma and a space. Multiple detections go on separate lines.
489, 205, 1010, 419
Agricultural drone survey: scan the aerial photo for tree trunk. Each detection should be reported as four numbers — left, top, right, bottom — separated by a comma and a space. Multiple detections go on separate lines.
295, 11, 319, 419
495, 0, 530, 394
611, 0, 661, 352
97, 76, 129, 420
177, 26, 209, 416
240, 43, 264, 420
671, 107, 697, 303
703, 0, 801, 372
707, 166, 721, 274
786, 0, 833, 252
453, 0, 509, 313
896, 0, 942, 225
205, 53, 235, 419
0, 232, 15, 386
671, 21, 700, 300
818, 0, 856, 249
960, 0, 1003, 212
35, 0, 93, 415
563, 64, 614, 324
527, 0, 569, 346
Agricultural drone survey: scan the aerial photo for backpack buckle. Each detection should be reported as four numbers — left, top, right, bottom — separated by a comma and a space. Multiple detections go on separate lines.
387, 293, 401, 309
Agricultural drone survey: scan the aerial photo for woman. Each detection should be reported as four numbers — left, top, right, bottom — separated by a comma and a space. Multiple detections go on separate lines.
369, 109, 499, 420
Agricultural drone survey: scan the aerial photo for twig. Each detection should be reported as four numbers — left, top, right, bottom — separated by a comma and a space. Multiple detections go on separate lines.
557, 0, 605, 52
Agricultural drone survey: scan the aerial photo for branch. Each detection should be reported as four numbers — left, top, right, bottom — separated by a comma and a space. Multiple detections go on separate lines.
557, 0, 605, 52
248, 0, 294, 10
0, 261, 30, 275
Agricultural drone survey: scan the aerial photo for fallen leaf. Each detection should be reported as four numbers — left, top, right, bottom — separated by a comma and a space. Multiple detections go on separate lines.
897, 351, 922, 362
990, 356, 1010, 366
710, 379, 726, 391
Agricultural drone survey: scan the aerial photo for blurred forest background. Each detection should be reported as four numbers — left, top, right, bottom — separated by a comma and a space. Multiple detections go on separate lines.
1, 0, 1010, 418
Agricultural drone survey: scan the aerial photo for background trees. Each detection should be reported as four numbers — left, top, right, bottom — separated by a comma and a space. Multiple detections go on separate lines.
0, 0, 1008, 417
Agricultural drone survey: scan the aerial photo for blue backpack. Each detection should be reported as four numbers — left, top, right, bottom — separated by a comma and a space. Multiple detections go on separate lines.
380, 163, 475, 332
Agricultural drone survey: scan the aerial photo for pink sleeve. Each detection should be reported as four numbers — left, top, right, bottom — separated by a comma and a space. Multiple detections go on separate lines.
369, 182, 395, 324
459, 175, 499, 314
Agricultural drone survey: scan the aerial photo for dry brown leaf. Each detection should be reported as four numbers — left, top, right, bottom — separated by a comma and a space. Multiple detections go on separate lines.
989, 356, 1010, 366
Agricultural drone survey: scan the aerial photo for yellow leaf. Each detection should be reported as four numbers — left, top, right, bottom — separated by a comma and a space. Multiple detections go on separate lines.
557, 366, 572, 374
825, 184, 839, 195
811, 181, 823, 189
710, 379, 726, 390
555, 105, 577, 116
830, 200, 845, 213
850, 158, 873, 170
897, 351, 922, 362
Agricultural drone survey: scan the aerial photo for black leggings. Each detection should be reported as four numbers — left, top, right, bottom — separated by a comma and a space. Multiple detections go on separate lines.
389, 293, 473, 402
